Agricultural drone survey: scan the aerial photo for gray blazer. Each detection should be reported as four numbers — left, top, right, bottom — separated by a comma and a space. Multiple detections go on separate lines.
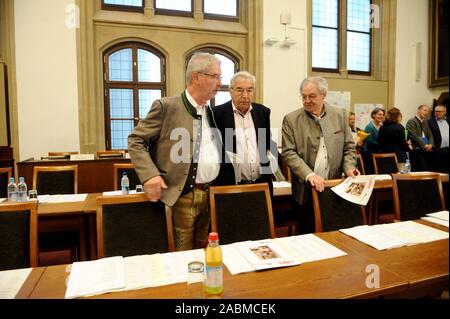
128, 94, 235, 206
281, 105, 356, 204
406, 116, 435, 149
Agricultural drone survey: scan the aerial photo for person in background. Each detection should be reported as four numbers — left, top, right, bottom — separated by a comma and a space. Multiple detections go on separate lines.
348, 111, 363, 153
428, 104, 449, 173
406, 104, 434, 171
128, 52, 235, 251
362, 107, 385, 174
282, 76, 357, 234
378, 107, 412, 171
213, 71, 277, 196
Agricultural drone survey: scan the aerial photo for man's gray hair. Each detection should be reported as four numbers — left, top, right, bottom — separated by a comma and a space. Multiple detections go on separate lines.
300, 76, 328, 95
186, 52, 221, 84
230, 71, 256, 88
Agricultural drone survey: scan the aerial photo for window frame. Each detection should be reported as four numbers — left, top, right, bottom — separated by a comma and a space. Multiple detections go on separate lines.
154, 0, 194, 18
202, 0, 240, 22
346, 0, 373, 75
185, 47, 240, 107
102, 0, 145, 13
311, 0, 341, 73
103, 42, 166, 150
311, 0, 373, 76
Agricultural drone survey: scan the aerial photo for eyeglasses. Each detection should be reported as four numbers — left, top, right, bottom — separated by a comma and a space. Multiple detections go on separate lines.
232, 88, 255, 95
200, 72, 223, 81
301, 94, 321, 101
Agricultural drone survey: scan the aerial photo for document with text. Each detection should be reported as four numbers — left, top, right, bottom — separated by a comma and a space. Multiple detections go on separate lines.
0, 268, 32, 299
331, 175, 375, 206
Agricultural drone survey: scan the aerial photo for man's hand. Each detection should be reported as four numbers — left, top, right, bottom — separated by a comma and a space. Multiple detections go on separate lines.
307, 174, 325, 192
143, 176, 168, 202
346, 168, 360, 178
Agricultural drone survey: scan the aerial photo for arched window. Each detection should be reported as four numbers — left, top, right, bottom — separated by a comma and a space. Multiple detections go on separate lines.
185, 47, 239, 107
103, 42, 166, 150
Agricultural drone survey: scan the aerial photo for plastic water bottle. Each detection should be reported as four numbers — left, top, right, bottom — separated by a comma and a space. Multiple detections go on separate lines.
404, 159, 411, 174
7, 177, 18, 202
204, 232, 223, 298
121, 172, 130, 194
17, 177, 28, 202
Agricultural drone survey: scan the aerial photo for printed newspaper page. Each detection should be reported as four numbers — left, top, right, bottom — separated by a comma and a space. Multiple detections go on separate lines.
331, 175, 375, 206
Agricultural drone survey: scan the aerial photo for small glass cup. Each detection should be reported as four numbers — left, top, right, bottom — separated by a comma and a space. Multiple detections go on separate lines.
135, 184, 143, 193
28, 190, 38, 200
187, 261, 204, 299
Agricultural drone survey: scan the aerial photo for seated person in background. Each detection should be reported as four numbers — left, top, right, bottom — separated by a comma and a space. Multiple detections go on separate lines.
362, 107, 385, 174
378, 107, 412, 170
348, 111, 363, 153
406, 104, 435, 171
427, 104, 449, 173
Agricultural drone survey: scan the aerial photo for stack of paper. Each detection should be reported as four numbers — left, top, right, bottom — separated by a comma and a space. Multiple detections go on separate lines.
340, 221, 449, 250
0, 268, 32, 299
421, 211, 449, 227
65, 249, 205, 298
222, 236, 346, 275
37, 194, 88, 203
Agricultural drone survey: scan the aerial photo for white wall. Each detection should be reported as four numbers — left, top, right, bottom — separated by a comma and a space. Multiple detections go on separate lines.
14, 0, 79, 160
394, 0, 446, 123
262, 0, 308, 145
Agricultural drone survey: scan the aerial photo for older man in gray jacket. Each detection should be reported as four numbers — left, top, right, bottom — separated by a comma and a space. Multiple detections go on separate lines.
282, 76, 357, 233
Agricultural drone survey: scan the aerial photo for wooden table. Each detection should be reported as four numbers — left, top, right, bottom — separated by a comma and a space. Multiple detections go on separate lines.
38, 193, 99, 261
26, 223, 448, 299
17, 157, 131, 193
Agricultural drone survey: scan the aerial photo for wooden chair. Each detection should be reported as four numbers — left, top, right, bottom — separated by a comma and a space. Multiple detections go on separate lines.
113, 163, 141, 191
48, 151, 79, 156
0, 201, 38, 270
392, 173, 445, 221
96, 150, 126, 158
312, 179, 367, 232
356, 154, 366, 175
372, 153, 399, 174
371, 153, 399, 224
32, 165, 78, 195
96, 194, 174, 258
209, 183, 275, 245
0, 167, 13, 198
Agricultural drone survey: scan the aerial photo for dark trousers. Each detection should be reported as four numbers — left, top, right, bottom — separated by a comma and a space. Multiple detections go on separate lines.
238, 176, 273, 198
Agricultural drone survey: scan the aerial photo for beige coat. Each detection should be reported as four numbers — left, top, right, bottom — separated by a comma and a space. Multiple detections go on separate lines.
282, 105, 356, 204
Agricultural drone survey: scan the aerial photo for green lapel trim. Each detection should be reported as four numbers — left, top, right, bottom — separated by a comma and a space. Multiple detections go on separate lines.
181, 91, 201, 119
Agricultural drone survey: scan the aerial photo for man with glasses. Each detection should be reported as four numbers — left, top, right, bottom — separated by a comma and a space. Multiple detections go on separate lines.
128, 52, 235, 251
282, 76, 357, 234
428, 104, 449, 173
213, 71, 277, 196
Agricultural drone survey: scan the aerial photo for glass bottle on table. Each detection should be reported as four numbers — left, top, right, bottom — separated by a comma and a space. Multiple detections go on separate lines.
204, 232, 223, 298
121, 172, 129, 194
7, 177, 18, 202
17, 177, 28, 202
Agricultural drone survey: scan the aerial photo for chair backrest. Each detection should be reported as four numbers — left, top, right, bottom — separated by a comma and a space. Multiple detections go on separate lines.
372, 153, 399, 174
48, 151, 79, 156
113, 163, 141, 191
209, 183, 275, 245
312, 179, 367, 232
392, 173, 445, 221
33, 165, 78, 195
356, 154, 366, 175
96, 194, 174, 258
96, 150, 125, 158
0, 167, 13, 198
0, 202, 38, 270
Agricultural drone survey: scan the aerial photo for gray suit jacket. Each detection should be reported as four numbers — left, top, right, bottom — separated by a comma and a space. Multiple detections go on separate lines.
128, 94, 234, 206
406, 116, 435, 149
281, 105, 356, 204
